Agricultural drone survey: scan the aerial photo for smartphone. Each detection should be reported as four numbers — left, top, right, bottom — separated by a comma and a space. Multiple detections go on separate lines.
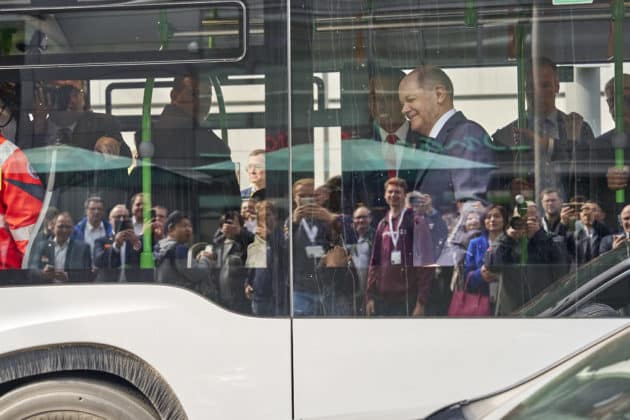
115, 218, 133, 232
302, 197, 315, 205
563, 202, 582, 213
509, 216, 526, 230
150, 209, 156, 221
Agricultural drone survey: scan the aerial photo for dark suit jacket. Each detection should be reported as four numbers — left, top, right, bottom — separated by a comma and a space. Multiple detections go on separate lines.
411, 111, 495, 211
570, 221, 611, 265
93, 235, 142, 270
17, 111, 131, 157
30, 238, 92, 272
240, 186, 266, 202
492, 110, 594, 199
589, 129, 629, 229
342, 125, 423, 217
148, 105, 241, 236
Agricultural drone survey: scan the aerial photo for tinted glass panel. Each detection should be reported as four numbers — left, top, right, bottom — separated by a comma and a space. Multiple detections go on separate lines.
0, 0, 290, 318
290, 0, 630, 317
0, 2, 245, 68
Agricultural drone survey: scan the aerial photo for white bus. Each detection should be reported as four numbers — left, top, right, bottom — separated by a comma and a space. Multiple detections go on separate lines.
0, 1, 628, 419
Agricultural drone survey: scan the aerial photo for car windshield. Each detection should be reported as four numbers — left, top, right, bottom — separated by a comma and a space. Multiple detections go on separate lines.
504, 329, 630, 419
515, 245, 630, 317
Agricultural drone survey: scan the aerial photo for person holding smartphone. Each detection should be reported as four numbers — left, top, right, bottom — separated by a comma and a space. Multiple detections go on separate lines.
93, 205, 141, 279
484, 202, 570, 315
30, 212, 92, 282
599, 205, 630, 254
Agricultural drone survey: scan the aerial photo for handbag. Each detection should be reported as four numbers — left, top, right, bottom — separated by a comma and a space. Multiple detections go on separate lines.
447, 272, 491, 317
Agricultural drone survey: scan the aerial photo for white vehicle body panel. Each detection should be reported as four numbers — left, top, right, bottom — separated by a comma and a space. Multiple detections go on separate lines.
292, 318, 629, 419
0, 285, 627, 419
0, 285, 293, 420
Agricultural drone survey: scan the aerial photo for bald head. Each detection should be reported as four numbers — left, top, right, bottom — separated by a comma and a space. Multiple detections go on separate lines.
399, 65, 454, 136
109, 204, 129, 227
620, 205, 630, 234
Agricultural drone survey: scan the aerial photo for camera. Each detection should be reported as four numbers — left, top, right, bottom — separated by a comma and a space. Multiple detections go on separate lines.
562, 202, 582, 213
115, 218, 133, 233
509, 216, 526, 230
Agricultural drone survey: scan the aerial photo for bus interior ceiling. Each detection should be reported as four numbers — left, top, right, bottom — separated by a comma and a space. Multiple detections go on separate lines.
0, 0, 628, 190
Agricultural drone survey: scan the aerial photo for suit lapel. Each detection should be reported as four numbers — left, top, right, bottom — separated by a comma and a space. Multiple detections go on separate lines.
45, 241, 55, 268
413, 111, 463, 190
64, 240, 74, 271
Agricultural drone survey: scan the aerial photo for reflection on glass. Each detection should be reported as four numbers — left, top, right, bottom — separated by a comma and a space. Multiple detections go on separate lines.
293, 2, 630, 317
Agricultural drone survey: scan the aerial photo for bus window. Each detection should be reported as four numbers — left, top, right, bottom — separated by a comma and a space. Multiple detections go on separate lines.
0, 2, 290, 318
290, 1, 630, 318
0, 2, 246, 68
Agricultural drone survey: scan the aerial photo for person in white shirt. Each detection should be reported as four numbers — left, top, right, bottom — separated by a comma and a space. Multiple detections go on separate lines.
70, 196, 112, 259
600, 205, 630, 253
349, 206, 373, 297
93, 205, 142, 281
571, 201, 611, 265
130, 193, 144, 236
240, 149, 266, 201
32, 212, 91, 281
344, 69, 424, 220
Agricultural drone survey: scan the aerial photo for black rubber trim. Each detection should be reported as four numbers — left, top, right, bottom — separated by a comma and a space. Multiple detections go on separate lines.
0, 342, 187, 420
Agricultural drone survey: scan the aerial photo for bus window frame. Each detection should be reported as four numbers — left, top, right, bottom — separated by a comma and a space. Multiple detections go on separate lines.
0, 0, 249, 70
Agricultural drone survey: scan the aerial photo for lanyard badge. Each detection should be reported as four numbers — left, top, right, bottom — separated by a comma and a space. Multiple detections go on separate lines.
388, 208, 406, 265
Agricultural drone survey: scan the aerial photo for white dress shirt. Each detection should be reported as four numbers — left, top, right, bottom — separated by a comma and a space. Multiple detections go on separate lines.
429, 108, 457, 139
84, 221, 106, 255
53, 239, 70, 270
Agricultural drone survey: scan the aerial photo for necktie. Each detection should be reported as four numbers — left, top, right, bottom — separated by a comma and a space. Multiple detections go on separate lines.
583, 234, 592, 263
386, 134, 397, 179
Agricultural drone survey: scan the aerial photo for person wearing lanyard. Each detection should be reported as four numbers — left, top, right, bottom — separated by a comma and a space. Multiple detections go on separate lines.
366, 177, 434, 317
291, 178, 337, 316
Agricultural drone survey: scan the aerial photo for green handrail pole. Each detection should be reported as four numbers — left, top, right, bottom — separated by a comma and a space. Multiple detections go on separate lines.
207, 9, 216, 49
210, 75, 228, 141
140, 11, 170, 268
516, 23, 528, 265
464, 0, 477, 27
613, 0, 625, 204
140, 78, 155, 269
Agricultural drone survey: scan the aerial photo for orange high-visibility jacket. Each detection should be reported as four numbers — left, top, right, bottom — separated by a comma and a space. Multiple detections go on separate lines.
0, 135, 43, 269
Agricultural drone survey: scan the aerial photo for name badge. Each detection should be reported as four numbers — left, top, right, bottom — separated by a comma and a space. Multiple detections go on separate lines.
305, 245, 325, 259
391, 250, 402, 265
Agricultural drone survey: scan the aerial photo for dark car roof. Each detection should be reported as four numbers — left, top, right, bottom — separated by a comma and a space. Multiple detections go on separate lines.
515, 246, 630, 317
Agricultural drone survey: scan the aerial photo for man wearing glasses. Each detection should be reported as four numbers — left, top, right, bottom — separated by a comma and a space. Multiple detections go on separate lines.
241, 149, 266, 202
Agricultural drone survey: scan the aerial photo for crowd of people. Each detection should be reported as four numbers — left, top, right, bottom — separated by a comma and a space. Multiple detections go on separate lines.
0, 58, 628, 317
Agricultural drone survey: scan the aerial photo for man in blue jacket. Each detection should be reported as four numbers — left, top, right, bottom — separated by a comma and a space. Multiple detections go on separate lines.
71, 196, 113, 259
